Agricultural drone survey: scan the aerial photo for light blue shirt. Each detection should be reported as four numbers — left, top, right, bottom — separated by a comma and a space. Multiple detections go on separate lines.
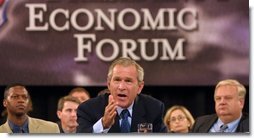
209, 114, 242, 132
8, 119, 29, 133
93, 102, 134, 133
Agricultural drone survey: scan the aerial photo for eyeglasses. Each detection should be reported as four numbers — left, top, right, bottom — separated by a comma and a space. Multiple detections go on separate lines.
169, 115, 186, 123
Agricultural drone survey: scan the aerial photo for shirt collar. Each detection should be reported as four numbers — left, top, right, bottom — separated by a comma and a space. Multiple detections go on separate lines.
217, 113, 242, 132
8, 118, 29, 133
116, 102, 134, 117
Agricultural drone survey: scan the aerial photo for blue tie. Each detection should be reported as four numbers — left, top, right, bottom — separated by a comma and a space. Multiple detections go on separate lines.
120, 109, 130, 133
219, 124, 228, 132
12, 126, 24, 133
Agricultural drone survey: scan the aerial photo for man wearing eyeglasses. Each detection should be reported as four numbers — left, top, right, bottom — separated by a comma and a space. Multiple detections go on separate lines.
0, 84, 60, 133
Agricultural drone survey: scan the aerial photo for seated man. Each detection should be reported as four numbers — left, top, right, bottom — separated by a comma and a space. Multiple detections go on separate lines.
77, 57, 167, 133
0, 84, 60, 133
191, 79, 249, 133
57, 96, 81, 133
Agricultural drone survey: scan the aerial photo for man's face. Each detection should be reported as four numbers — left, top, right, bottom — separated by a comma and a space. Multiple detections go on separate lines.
57, 101, 79, 128
214, 85, 244, 122
3, 86, 29, 116
108, 65, 144, 108
71, 92, 89, 103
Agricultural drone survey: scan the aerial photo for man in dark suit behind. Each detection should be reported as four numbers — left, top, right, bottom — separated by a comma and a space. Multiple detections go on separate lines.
191, 79, 249, 133
77, 57, 167, 133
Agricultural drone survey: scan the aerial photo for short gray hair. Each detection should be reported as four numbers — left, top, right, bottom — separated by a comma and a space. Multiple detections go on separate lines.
215, 79, 246, 99
107, 57, 144, 83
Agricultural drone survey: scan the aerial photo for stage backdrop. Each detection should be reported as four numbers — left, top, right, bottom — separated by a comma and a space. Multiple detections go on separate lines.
0, 0, 249, 86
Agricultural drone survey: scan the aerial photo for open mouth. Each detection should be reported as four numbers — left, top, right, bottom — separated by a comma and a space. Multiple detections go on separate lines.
118, 94, 127, 97
117, 93, 128, 101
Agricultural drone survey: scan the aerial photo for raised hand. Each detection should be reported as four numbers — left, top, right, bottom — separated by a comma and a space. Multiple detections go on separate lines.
102, 95, 117, 129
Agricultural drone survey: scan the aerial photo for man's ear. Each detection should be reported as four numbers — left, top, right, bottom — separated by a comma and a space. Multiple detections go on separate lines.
107, 79, 111, 93
107, 81, 110, 89
57, 111, 62, 119
137, 81, 144, 94
3, 99, 7, 107
239, 98, 245, 109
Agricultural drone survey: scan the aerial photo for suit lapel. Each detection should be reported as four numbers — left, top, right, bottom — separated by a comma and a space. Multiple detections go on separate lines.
28, 117, 40, 133
130, 96, 146, 132
3, 122, 12, 133
109, 114, 120, 132
203, 115, 218, 132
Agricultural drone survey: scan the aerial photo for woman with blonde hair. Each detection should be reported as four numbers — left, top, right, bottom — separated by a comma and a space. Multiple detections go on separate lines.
164, 105, 195, 133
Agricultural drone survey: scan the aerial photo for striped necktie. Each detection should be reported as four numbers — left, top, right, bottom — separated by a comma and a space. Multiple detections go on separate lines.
120, 109, 130, 133
219, 124, 228, 132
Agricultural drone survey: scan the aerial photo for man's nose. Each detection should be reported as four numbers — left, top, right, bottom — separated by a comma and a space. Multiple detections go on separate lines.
219, 98, 226, 104
118, 81, 126, 90
71, 111, 77, 116
17, 96, 27, 102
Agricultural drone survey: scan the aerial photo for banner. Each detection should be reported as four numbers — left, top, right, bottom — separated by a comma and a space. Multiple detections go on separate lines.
0, 0, 249, 86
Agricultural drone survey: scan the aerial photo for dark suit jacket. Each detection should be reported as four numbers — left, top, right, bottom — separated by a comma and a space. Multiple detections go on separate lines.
76, 93, 167, 133
191, 113, 249, 133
